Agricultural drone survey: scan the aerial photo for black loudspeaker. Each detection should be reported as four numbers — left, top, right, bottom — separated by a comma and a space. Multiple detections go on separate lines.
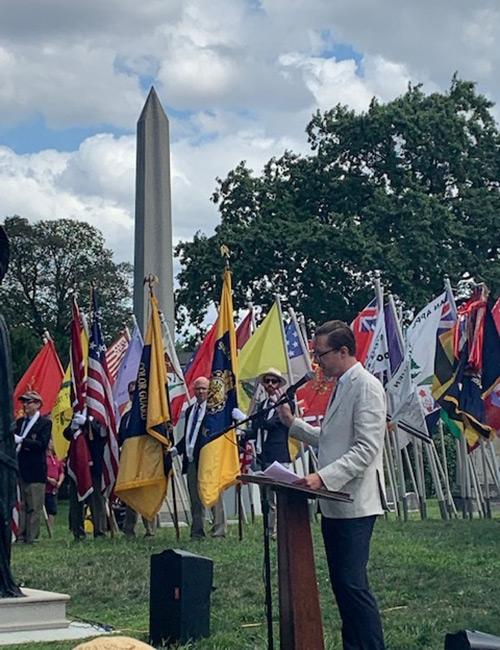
149, 548, 213, 646
445, 630, 500, 649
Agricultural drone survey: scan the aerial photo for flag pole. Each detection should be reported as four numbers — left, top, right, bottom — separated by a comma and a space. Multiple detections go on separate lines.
146, 274, 180, 540
220, 248, 245, 541
377, 278, 407, 521
387, 292, 426, 520
287, 307, 313, 489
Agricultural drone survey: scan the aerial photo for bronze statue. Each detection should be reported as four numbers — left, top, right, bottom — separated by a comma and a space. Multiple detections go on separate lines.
0, 225, 22, 597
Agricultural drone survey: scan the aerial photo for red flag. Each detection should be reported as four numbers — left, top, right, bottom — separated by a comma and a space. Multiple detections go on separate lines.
184, 320, 218, 392
14, 340, 63, 418
236, 308, 253, 351
67, 298, 93, 501
351, 298, 378, 366
297, 361, 335, 426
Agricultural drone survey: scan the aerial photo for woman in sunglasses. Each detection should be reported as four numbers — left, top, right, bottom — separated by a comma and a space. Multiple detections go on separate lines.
245, 367, 295, 537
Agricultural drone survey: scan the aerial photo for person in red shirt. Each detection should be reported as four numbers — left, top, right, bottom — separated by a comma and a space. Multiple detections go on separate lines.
45, 438, 65, 531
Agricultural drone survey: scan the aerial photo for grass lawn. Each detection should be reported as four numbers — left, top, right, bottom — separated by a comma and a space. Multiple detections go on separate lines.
4, 503, 500, 649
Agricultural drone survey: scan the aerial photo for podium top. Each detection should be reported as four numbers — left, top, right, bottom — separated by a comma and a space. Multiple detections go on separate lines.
238, 474, 352, 503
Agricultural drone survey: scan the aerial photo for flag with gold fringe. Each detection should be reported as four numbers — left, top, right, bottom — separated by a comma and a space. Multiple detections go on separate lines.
115, 293, 173, 520
197, 266, 240, 508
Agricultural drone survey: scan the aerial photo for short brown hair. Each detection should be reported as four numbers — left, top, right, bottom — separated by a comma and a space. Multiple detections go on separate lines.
314, 320, 356, 356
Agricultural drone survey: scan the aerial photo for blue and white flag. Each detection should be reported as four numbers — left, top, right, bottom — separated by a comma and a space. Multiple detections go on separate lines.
113, 324, 144, 423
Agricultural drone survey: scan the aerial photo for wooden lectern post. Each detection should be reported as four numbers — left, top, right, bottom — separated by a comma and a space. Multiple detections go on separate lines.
240, 475, 351, 650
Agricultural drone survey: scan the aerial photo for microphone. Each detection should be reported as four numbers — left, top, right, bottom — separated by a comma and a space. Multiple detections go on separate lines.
285, 370, 315, 399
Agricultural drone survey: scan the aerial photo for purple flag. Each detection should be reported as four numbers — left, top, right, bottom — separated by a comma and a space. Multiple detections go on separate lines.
112, 324, 144, 424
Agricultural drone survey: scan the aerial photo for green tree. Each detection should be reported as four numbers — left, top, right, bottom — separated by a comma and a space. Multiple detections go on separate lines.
0, 216, 132, 380
175, 78, 500, 333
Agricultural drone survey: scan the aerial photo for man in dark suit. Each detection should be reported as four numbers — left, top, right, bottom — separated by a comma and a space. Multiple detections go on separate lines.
14, 391, 51, 543
172, 376, 226, 539
245, 367, 294, 537
64, 412, 107, 540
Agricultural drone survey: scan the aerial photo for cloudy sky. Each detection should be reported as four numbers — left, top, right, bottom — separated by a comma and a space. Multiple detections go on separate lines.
1, 0, 499, 268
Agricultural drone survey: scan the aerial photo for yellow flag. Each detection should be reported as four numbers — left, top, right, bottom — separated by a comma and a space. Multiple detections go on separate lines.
51, 363, 72, 459
51, 327, 89, 459
198, 268, 240, 508
115, 295, 172, 520
237, 301, 288, 412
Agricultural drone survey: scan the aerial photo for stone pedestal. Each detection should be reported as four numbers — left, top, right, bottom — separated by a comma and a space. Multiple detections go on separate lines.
0, 588, 112, 646
0, 588, 69, 633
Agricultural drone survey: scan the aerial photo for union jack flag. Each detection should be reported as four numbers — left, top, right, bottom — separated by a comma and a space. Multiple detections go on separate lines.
87, 289, 119, 497
351, 298, 379, 366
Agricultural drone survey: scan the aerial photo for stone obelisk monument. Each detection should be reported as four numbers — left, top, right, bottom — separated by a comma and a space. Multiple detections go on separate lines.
133, 87, 174, 334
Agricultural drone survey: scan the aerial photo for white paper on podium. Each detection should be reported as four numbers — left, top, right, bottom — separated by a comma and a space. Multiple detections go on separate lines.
255, 461, 300, 485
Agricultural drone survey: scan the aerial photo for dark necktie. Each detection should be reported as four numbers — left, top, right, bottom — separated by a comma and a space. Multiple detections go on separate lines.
188, 404, 200, 444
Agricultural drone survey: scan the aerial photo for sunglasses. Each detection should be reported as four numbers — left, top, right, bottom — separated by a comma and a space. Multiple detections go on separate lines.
263, 377, 280, 385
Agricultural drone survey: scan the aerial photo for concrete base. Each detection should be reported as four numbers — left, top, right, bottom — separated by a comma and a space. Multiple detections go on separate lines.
0, 588, 70, 633
0, 587, 112, 645
0, 621, 111, 646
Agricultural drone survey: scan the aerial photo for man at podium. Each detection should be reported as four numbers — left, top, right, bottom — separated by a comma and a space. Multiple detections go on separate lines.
278, 320, 386, 650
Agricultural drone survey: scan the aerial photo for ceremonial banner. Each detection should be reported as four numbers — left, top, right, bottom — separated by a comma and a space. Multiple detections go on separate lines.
162, 315, 189, 426
14, 339, 63, 419
351, 298, 378, 366
434, 291, 499, 445
113, 324, 144, 423
105, 332, 130, 383
238, 301, 288, 411
388, 292, 451, 437
198, 268, 240, 508
66, 298, 93, 501
184, 320, 218, 392
51, 363, 72, 459
236, 307, 253, 351
115, 294, 173, 520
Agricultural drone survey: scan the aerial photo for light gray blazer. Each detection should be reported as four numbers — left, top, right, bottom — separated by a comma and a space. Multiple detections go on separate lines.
289, 362, 387, 519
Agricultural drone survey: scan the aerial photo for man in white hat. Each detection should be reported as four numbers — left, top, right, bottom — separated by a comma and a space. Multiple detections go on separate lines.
14, 391, 52, 543
245, 367, 294, 536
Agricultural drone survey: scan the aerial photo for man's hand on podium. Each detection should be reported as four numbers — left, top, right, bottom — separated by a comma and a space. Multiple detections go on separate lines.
294, 472, 325, 491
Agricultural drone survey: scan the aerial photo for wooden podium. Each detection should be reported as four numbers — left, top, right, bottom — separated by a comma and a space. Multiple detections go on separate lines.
239, 475, 351, 650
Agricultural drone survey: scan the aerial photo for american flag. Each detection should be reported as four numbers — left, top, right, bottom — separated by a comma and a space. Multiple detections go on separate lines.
68, 297, 94, 501
87, 289, 119, 497
105, 333, 130, 383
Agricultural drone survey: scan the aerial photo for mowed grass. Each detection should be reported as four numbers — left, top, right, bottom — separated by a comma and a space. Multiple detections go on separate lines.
4, 502, 500, 650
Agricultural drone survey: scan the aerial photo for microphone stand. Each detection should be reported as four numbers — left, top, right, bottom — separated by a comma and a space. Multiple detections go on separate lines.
211, 391, 295, 441
221, 391, 293, 650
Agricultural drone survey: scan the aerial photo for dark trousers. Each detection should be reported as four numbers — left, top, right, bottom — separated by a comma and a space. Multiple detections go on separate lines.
68, 476, 107, 539
321, 515, 385, 650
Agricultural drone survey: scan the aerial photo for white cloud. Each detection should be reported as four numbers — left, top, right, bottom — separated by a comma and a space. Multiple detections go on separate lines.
1, 0, 500, 277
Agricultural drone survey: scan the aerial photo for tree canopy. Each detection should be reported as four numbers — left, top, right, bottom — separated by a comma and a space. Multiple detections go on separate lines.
0, 216, 132, 379
175, 77, 500, 334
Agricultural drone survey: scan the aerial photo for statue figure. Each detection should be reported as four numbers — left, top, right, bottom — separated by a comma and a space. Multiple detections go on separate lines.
0, 225, 23, 597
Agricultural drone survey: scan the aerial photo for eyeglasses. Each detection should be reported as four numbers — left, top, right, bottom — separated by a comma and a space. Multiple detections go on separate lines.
263, 377, 280, 385
313, 348, 337, 360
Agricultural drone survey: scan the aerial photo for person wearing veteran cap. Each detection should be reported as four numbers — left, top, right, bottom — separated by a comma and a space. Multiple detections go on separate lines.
245, 367, 295, 537
14, 391, 52, 543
